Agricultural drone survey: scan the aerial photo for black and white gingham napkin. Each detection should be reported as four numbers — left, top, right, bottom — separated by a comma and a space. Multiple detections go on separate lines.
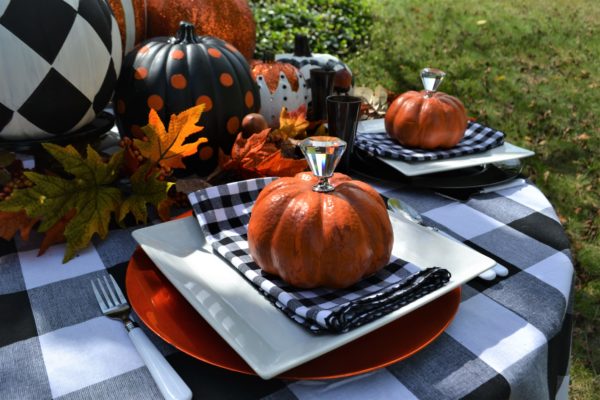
355, 121, 505, 162
188, 177, 451, 334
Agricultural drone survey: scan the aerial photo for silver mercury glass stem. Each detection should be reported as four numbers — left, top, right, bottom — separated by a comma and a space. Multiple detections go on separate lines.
421, 68, 446, 98
299, 136, 347, 192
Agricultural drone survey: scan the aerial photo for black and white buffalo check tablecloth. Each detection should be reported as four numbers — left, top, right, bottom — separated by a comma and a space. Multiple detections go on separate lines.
0, 174, 573, 399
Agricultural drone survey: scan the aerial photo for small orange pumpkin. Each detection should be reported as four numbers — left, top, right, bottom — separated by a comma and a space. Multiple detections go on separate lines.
385, 68, 468, 149
247, 171, 393, 289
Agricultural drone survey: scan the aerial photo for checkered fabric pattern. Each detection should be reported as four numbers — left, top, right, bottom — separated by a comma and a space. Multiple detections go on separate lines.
0, 171, 573, 399
355, 121, 505, 161
0, 0, 121, 140
187, 178, 451, 333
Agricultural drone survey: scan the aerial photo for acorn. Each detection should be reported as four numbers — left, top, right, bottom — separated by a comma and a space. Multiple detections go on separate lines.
333, 69, 353, 94
241, 113, 269, 138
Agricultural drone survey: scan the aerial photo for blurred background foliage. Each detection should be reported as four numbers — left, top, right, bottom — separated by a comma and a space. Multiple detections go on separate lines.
249, 0, 373, 57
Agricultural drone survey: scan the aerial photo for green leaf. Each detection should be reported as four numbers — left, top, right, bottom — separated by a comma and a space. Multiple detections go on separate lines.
119, 162, 174, 224
0, 145, 124, 262
0, 169, 10, 186
0, 151, 15, 168
62, 185, 122, 261
42, 143, 123, 185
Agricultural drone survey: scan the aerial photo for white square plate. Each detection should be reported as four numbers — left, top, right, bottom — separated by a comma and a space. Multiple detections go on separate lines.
356, 119, 535, 177
132, 213, 495, 379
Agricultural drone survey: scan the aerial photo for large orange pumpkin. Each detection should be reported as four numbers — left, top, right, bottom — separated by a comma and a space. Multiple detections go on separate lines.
107, 0, 256, 58
247, 172, 393, 289
146, 0, 256, 60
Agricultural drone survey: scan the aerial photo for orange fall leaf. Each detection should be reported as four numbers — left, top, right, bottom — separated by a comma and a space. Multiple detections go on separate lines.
222, 129, 307, 178
135, 105, 208, 170
255, 151, 307, 177
271, 105, 310, 141
38, 209, 77, 256
0, 210, 37, 241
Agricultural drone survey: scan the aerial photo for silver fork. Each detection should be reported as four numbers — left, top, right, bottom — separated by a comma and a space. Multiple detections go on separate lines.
387, 197, 509, 281
92, 275, 192, 400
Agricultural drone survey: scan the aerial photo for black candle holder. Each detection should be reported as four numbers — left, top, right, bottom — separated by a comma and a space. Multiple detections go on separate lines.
309, 68, 336, 121
326, 95, 362, 173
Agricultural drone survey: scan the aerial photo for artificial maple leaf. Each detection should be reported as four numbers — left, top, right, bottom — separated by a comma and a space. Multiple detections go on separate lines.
38, 209, 76, 256
270, 105, 310, 143
0, 144, 124, 262
0, 151, 16, 185
255, 151, 307, 177
135, 105, 207, 170
121, 137, 142, 176
220, 130, 307, 178
118, 162, 174, 224
0, 151, 15, 168
0, 210, 37, 241
157, 197, 176, 222
230, 130, 278, 170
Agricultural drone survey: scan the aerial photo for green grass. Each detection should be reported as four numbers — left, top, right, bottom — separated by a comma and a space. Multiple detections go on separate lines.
345, 0, 600, 398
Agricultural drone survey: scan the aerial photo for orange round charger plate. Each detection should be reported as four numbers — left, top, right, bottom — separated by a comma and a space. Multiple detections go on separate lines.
126, 234, 461, 380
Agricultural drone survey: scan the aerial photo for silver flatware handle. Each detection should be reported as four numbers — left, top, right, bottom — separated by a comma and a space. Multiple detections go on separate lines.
479, 178, 527, 193
129, 327, 192, 400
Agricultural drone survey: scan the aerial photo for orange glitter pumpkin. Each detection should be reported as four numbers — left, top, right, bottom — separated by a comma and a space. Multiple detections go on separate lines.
247, 171, 393, 289
146, 0, 256, 60
106, 0, 147, 53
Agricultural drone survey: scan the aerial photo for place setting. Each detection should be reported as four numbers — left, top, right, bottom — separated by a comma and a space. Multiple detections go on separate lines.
128, 134, 496, 380
123, 67, 531, 381
350, 68, 535, 200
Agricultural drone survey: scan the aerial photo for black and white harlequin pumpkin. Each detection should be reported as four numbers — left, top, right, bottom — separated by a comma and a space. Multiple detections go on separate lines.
250, 54, 310, 127
114, 21, 260, 175
275, 35, 353, 99
0, 0, 122, 140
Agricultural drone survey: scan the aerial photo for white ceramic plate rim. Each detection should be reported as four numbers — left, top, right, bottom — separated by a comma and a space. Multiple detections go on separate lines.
356, 119, 535, 177
132, 213, 496, 379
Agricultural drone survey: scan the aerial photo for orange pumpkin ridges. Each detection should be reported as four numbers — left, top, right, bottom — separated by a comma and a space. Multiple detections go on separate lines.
247, 172, 393, 289
384, 90, 468, 150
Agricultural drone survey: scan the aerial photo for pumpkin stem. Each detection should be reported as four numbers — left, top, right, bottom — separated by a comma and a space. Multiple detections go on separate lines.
174, 21, 198, 44
261, 52, 275, 63
421, 68, 446, 98
293, 34, 312, 57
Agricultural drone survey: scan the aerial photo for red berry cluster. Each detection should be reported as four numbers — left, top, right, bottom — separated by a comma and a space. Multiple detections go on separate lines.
0, 170, 33, 201
119, 137, 173, 181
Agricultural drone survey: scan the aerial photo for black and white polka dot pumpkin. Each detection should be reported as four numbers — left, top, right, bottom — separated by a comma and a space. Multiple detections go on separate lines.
114, 22, 260, 175
275, 35, 353, 98
250, 54, 310, 127
0, 0, 122, 140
